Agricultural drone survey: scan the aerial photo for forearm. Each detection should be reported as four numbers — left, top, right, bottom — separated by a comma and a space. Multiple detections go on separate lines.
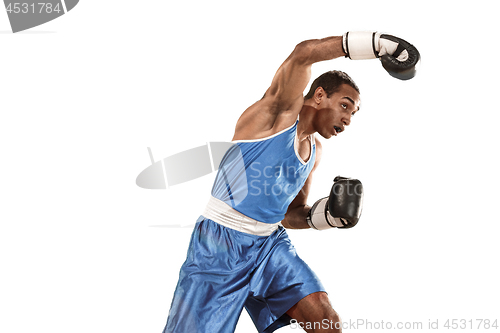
293, 36, 346, 66
282, 205, 311, 229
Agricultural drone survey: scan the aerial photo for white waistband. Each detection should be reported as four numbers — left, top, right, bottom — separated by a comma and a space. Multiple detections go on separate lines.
202, 196, 280, 236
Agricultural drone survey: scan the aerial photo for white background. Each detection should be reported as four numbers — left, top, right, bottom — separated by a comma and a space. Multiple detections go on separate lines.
1, 1, 499, 332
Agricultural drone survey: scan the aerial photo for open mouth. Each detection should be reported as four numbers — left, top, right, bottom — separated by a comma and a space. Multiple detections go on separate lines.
334, 126, 343, 134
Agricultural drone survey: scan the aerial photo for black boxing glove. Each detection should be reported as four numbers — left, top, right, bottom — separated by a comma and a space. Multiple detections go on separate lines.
342, 31, 420, 80
307, 176, 364, 230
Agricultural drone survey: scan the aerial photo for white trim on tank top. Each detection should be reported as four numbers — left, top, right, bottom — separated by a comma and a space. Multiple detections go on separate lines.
231, 116, 315, 165
295, 133, 315, 165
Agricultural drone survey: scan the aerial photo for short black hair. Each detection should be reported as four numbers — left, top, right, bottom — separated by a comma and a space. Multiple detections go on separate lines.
304, 70, 359, 100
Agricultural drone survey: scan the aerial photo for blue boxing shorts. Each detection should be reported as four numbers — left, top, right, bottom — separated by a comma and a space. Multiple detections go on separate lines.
162, 216, 325, 333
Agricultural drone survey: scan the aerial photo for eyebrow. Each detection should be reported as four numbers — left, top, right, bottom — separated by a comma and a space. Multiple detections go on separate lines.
342, 97, 360, 111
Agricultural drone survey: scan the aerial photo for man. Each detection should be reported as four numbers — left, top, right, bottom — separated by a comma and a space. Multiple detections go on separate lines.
163, 32, 419, 333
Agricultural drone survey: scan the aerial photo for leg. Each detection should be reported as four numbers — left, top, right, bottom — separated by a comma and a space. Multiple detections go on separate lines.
163, 218, 257, 333
245, 228, 329, 333
286, 292, 341, 333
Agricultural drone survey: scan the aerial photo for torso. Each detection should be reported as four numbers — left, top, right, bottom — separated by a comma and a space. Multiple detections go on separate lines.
211, 119, 316, 224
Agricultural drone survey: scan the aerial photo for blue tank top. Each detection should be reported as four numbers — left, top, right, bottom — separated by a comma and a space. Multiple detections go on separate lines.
211, 120, 316, 224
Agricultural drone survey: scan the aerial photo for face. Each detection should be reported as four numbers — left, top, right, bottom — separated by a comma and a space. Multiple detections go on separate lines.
314, 84, 361, 139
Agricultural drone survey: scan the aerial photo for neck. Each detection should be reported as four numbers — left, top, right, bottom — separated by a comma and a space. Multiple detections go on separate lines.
297, 103, 318, 141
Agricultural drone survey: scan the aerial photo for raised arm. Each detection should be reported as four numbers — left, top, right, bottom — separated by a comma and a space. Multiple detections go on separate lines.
233, 32, 419, 140
265, 36, 346, 111
233, 37, 346, 140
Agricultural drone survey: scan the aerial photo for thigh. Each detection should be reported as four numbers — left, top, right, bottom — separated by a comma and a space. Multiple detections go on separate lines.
245, 229, 326, 332
164, 218, 257, 333
164, 271, 248, 333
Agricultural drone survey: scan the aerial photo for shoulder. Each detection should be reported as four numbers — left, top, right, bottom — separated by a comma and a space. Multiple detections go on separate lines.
233, 99, 301, 141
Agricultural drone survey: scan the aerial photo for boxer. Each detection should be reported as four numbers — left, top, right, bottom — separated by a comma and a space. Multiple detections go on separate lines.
162, 31, 419, 333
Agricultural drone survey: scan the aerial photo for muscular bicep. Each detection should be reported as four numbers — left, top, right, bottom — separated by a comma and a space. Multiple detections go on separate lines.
265, 53, 312, 111
233, 38, 345, 140
266, 37, 345, 113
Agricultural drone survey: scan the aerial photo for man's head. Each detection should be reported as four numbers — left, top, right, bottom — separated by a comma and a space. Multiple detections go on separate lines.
303, 71, 361, 139
304, 70, 359, 100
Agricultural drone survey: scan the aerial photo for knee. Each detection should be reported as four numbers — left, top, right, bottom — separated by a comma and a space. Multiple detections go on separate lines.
289, 292, 342, 332
312, 292, 340, 320
325, 309, 342, 332
315, 299, 341, 332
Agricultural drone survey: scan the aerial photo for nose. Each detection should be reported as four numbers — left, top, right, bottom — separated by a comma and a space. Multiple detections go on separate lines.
342, 114, 351, 126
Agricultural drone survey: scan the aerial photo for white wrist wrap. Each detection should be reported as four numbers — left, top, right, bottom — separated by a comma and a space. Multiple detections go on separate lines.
307, 197, 344, 230
343, 31, 381, 60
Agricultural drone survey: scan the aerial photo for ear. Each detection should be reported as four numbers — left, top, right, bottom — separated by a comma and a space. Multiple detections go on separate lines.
313, 87, 326, 105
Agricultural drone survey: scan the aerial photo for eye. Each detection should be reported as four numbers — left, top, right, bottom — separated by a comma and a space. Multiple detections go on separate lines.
341, 103, 347, 109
